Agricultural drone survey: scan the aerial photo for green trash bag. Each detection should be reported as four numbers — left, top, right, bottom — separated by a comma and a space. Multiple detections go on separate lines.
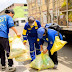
30, 53, 54, 70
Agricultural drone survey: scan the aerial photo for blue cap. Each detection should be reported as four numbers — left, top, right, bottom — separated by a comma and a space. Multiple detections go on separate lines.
37, 27, 45, 39
45, 23, 53, 28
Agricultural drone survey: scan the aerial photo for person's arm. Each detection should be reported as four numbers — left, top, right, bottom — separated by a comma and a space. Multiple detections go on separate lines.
22, 23, 28, 45
47, 32, 63, 50
43, 37, 54, 54
47, 36, 54, 50
40, 45, 43, 51
11, 27, 21, 37
39, 39, 44, 51
37, 20, 41, 28
43, 49, 48, 54
59, 33, 63, 40
7, 16, 21, 37
36, 20, 41, 42
39, 37, 49, 54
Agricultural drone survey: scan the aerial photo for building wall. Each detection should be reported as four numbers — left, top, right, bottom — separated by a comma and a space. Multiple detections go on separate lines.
13, 5, 28, 19
23, 6, 28, 18
27, 0, 65, 26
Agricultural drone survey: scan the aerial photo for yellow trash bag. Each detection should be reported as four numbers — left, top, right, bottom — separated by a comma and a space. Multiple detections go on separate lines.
30, 53, 43, 70
15, 52, 32, 62
9, 35, 14, 43
8, 35, 28, 59
50, 36, 67, 55
41, 53, 54, 70
30, 53, 54, 70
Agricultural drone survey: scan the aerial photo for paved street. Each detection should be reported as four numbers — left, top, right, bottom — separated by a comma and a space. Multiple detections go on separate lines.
0, 26, 72, 72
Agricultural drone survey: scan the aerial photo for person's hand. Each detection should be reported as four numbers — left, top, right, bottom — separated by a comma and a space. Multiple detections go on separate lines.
40, 47, 43, 51
17, 33, 21, 37
43, 49, 48, 54
40, 45, 43, 51
23, 42, 26, 45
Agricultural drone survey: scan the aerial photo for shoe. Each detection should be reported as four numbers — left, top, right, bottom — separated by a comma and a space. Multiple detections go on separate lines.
8, 66, 16, 72
2, 66, 6, 71
53, 64, 57, 69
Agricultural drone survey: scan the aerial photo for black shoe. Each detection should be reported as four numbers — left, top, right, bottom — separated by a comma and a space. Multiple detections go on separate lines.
2, 66, 6, 71
8, 66, 16, 72
53, 64, 57, 69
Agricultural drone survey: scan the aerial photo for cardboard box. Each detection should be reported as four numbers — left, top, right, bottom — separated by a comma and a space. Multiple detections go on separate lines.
58, 15, 67, 26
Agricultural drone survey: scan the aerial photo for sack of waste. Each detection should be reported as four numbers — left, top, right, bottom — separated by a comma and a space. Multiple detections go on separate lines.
50, 36, 67, 55
9, 35, 14, 43
15, 52, 32, 62
8, 35, 28, 59
30, 53, 54, 70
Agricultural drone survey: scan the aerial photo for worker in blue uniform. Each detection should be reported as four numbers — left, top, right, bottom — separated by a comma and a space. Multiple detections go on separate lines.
0, 9, 21, 71
37, 27, 63, 69
23, 16, 41, 61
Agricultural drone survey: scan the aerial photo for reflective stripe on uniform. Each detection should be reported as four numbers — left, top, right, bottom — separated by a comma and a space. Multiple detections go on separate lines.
37, 38, 40, 41
22, 29, 27, 35
46, 38, 49, 41
23, 36, 27, 37
30, 50, 35, 53
23, 40, 27, 42
36, 49, 40, 50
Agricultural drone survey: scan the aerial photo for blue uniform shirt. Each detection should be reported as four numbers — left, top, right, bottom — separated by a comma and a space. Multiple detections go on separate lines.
22, 20, 41, 42
39, 29, 63, 50
0, 15, 14, 38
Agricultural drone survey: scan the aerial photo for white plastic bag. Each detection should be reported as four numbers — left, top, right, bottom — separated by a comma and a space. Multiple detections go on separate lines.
8, 35, 28, 59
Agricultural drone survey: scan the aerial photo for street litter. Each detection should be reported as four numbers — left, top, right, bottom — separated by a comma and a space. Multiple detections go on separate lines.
30, 53, 54, 70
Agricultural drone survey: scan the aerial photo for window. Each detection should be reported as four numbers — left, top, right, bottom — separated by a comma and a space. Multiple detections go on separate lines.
15, 21, 19, 23
37, 0, 41, 6
24, 14, 28, 17
24, 4, 27, 6
21, 20, 26, 23
24, 9, 28, 11
15, 21, 19, 26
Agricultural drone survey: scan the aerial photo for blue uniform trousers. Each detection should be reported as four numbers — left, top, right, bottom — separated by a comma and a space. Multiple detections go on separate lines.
28, 36, 41, 61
